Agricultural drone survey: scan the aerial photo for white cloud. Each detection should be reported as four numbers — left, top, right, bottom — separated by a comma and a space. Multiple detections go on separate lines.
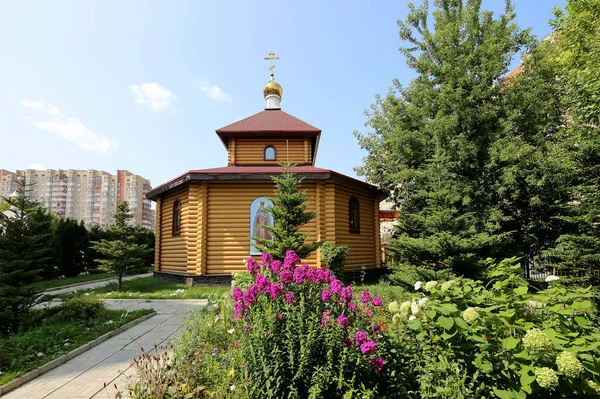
193, 79, 233, 103
36, 119, 117, 153
130, 82, 176, 111
27, 163, 45, 170
19, 100, 117, 153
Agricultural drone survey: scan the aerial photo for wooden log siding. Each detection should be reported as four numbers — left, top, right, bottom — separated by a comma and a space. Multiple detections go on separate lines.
233, 138, 310, 165
334, 183, 380, 270
158, 185, 189, 273
205, 180, 320, 274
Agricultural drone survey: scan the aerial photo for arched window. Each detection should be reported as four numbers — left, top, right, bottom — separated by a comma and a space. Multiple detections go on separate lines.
349, 196, 360, 234
264, 145, 276, 161
172, 199, 182, 235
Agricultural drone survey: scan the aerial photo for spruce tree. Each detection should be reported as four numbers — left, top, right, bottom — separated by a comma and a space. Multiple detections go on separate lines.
253, 162, 322, 260
91, 201, 151, 291
0, 181, 51, 334
355, 0, 531, 277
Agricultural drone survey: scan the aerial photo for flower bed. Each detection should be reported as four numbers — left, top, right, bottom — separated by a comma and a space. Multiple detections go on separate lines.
126, 253, 600, 398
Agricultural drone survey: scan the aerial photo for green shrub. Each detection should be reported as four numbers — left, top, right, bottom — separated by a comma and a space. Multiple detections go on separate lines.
387, 262, 456, 291
56, 297, 106, 325
320, 241, 348, 281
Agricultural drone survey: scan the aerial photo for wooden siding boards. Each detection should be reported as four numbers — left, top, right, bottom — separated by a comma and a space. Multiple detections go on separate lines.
154, 197, 162, 270
232, 138, 310, 165
157, 185, 188, 273
334, 183, 380, 270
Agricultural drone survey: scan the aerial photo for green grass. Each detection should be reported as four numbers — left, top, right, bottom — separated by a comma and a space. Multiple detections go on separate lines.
54, 276, 230, 300
0, 303, 152, 386
27, 273, 114, 291
353, 283, 412, 304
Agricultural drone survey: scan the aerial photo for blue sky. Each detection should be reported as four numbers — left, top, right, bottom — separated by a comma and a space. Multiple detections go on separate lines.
0, 0, 564, 189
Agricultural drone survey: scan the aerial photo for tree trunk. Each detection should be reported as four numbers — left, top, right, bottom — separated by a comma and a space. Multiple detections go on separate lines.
118, 274, 123, 292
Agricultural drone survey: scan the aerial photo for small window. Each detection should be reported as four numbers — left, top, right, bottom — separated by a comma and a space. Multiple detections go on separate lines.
264, 145, 276, 161
349, 196, 360, 234
172, 199, 182, 235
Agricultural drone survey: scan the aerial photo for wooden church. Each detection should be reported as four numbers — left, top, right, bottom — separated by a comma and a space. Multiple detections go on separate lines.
147, 54, 383, 284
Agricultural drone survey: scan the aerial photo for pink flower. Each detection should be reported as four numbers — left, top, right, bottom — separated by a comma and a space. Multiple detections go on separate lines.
343, 338, 353, 347
279, 270, 293, 284
329, 278, 343, 294
283, 250, 301, 269
269, 283, 283, 299
348, 303, 357, 313
293, 265, 307, 284
368, 356, 385, 371
320, 310, 333, 328
247, 257, 260, 274
340, 286, 353, 304
255, 274, 271, 293
354, 330, 368, 345
271, 260, 283, 274
372, 296, 383, 307
360, 290, 372, 305
336, 315, 349, 328
261, 252, 274, 268
371, 324, 381, 333
232, 287, 243, 301
234, 312, 242, 319
360, 340, 376, 354
321, 289, 332, 302
285, 291, 295, 305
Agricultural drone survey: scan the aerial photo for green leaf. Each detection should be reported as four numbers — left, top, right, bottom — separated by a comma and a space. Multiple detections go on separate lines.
426, 309, 437, 319
513, 286, 528, 296
502, 336, 520, 350
441, 330, 458, 340
438, 316, 454, 330
438, 303, 458, 315
513, 350, 529, 359
454, 316, 469, 330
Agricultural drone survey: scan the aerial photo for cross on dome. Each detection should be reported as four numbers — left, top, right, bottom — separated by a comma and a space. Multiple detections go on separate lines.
264, 51, 279, 78
263, 51, 283, 109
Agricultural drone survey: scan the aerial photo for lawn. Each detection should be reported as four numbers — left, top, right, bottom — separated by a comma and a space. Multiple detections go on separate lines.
54, 276, 230, 300
27, 272, 113, 291
354, 283, 411, 304
0, 300, 152, 386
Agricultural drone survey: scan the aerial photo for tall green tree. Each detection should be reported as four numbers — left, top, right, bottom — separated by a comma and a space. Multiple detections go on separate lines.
55, 218, 90, 277
91, 202, 151, 291
355, 0, 531, 276
253, 163, 321, 260
542, 0, 600, 271
0, 182, 52, 334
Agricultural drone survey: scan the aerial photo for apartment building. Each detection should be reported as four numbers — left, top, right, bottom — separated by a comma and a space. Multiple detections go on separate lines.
0, 168, 155, 231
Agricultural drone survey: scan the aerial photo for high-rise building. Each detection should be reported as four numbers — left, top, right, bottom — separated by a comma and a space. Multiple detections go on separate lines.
0, 168, 155, 230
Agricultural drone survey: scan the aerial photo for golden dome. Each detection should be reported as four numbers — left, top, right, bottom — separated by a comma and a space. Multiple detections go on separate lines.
263, 76, 283, 98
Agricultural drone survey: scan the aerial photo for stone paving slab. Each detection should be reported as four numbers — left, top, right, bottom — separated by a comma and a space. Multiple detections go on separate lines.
2, 299, 207, 399
43, 274, 152, 296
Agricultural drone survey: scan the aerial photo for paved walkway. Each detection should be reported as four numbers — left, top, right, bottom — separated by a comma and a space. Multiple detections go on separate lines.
43, 273, 153, 295
2, 299, 207, 399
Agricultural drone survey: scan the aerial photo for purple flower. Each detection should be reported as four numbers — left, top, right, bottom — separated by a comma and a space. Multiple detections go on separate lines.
321, 289, 332, 302
360, 340, 377, 354
261, 252, 274, 268
320, 309, 333, 328
341, 286, 353, 304
276, 313, 284, 322
329, 278, 343, 294
368, 356, 385, 371
243, 284, 260, 306
220, 358, 228, 365
255, 274, 271, 293
247, 257, 260, 274
232, 287, 243, 301
293, 265, 307, 284
337, 315, 349, 328
283, 250, 301, 269
279, 270, 293, 284
371, 324, 381, 333
269, 283, 284, 299
285, 291, 295, 305
211, 349, 218, 356
348, 303, 357, 313
234, 301, 245, 313
343, 338, 353, 347
271, 260, 283, 274
354, 330, 368, 345
360, 290, 372, 305
372, 296, 383, 307
362, 309, 372, 317
243, 324, 252, 333
234, 312, 242, 319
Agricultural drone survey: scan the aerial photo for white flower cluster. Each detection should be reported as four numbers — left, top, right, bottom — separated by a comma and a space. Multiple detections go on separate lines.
535, 367, 558, 389
441, 280, 454, 291
522, 328, 553, 356
545, 275, 560, 282
424, 281, 438, 292
462, 307, 479, 324
556, 351, 583, 378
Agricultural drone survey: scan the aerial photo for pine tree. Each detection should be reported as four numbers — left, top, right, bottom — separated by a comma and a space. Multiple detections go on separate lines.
91, 202, 151, 291
55, 218, 90, 277
355, 0, 531, 277
253, 162, 322, 260
0, 181, 51, 334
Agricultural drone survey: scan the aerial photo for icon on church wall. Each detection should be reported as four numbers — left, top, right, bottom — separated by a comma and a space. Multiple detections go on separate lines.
250, 197, 274, 255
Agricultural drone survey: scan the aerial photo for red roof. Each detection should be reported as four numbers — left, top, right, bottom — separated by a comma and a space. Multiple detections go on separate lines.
216, 109, 321, 135
146, 166, 383, 200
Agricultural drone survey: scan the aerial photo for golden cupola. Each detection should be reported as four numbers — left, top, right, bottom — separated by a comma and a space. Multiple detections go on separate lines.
263, 51, 282, 110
